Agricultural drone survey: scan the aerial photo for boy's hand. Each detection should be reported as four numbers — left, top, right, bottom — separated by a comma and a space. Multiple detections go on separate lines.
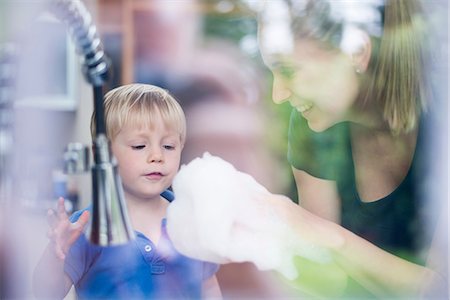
46, 197, 90, 260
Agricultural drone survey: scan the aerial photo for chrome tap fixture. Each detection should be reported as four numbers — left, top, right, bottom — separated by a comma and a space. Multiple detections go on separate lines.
53, 0, 134, 246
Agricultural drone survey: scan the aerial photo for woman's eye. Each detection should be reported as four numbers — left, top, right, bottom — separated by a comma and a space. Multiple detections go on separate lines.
163, 145, 175, 150
271, 59, 297, 80
131, 145, 145, 150
278, 65, 296, 79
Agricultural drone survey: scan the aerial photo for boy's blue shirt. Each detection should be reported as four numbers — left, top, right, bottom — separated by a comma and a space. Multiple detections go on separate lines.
65, 190, 219, 299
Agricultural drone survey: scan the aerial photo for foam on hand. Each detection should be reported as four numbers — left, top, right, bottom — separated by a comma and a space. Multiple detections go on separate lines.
166, 152, 330, 280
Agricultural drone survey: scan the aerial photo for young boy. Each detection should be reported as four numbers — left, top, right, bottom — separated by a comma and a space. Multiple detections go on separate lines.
33, 84, 222, 299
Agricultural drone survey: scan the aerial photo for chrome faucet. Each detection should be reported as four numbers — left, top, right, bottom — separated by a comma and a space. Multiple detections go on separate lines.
52, 0, 134, 246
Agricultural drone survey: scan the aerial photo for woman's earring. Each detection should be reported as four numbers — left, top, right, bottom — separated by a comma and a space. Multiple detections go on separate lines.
355, 67, 362, 74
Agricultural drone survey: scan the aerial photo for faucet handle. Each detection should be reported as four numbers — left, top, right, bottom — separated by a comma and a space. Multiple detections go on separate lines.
63, 142, 90, 174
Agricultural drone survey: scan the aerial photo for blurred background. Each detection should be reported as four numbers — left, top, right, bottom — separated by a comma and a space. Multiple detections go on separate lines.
0, 0, 299, 298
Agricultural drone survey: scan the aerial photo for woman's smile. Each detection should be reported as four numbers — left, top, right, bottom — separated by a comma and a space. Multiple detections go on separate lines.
295, 103, 313, 114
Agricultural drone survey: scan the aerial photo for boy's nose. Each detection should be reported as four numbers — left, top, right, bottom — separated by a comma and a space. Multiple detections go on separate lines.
147, 148, 163, 163
272, 75, 291, 104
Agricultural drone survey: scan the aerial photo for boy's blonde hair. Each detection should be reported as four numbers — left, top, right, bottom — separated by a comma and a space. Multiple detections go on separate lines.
90, 83, 186, 145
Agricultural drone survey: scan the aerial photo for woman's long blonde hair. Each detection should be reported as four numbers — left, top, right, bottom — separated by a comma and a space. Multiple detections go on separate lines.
366, 0, 430, 133
287, 0, 432, 133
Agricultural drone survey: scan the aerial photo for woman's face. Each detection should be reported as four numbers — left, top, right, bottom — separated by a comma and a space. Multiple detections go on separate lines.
261, 38, 360, 132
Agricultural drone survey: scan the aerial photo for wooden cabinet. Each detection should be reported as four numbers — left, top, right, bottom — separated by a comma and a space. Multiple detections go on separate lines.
96, 0, 202, 88
96, 0, 127, 87
96, 0, 253, 90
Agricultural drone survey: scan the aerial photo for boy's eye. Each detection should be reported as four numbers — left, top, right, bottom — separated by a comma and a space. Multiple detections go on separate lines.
163, 145, 175, 150
131, 145, 145, 150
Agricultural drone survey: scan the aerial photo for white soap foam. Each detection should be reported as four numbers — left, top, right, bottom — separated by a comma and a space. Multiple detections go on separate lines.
166, 152, 330, 280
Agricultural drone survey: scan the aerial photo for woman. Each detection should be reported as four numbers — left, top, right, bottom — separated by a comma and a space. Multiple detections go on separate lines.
165, 0, 447, 297
257, 0, 447, 298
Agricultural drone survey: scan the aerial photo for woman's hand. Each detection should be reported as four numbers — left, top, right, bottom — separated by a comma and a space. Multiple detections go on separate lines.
46, 197, 90, 260
266, 193, 345, 251
167, 153, 344, 280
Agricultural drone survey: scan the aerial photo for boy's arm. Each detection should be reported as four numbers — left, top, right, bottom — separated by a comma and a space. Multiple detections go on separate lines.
202, 275, 222, 299
32, 198, 90, 299
32, 244, 73, 299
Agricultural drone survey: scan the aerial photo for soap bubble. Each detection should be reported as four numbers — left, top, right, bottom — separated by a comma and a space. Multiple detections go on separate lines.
167, 152, 331, 280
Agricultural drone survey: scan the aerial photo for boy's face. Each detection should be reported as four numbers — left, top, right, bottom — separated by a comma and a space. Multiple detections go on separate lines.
111, 114, 182, 202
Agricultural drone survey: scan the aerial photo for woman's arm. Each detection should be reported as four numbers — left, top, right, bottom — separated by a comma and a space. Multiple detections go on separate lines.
272, 194, 439, 298
292, 167, 341, 223
333, 226, 436, 297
